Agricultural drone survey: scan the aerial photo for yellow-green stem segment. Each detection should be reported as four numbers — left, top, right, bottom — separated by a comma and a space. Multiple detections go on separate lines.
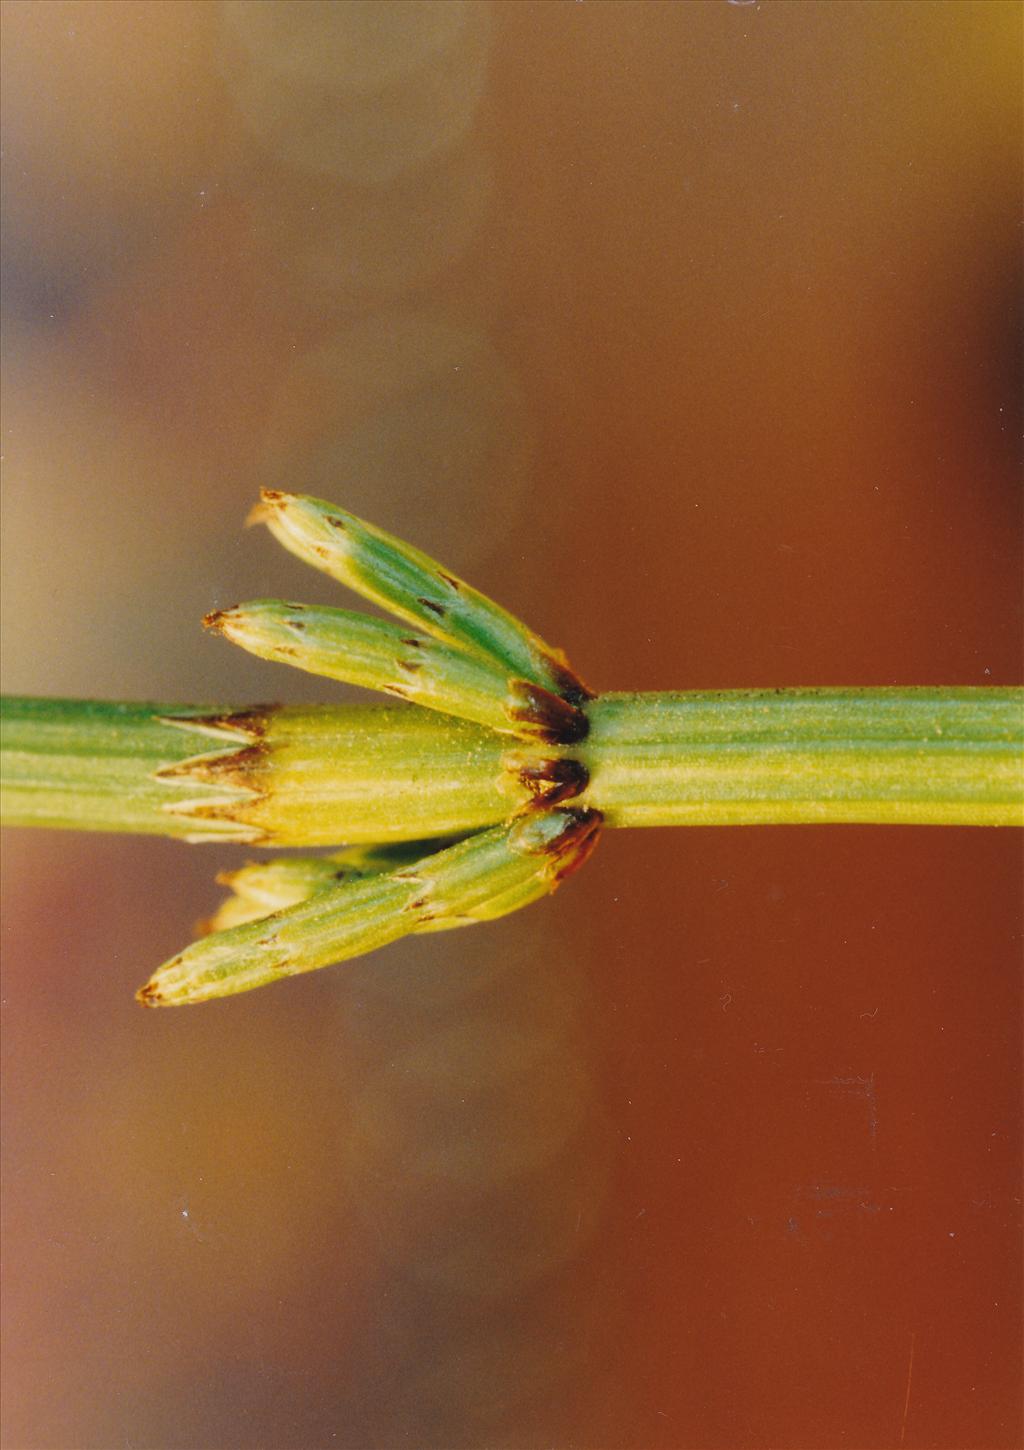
578, 689, 1024, 827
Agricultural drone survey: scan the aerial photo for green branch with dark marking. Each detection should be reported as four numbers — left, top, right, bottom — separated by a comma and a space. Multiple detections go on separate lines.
2, 491, 1021, 1007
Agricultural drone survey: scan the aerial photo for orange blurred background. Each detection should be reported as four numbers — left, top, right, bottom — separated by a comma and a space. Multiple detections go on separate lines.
1, 3, 1021, 1447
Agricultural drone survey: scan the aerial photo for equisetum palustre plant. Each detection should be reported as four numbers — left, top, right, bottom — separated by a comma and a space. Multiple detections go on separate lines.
2, 491, 1022, 1006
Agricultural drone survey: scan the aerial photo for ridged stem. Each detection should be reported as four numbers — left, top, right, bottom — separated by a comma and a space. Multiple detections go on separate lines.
578, 689, 1023, 827
2, 688, 1021, 842
0, 697, 509, 844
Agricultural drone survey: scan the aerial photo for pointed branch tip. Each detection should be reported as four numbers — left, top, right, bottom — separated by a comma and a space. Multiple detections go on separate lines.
247, 489, 293, 528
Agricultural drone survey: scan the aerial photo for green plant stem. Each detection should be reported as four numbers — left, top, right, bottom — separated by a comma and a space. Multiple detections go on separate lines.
0, 698, 235, 838
1, 688, 1021, 842
0, 697, 509, 844
578, 689, 1023, 827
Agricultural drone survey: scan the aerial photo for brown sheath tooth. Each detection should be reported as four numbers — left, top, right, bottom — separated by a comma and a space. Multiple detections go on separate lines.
162, 797, 266, 836
436, 571, 463, 591
538, 650, 594, 705
417, 596, 447, 617
545, 808, 604, 881
159, 706, 276, 742
157, 803, 266, 843
165, 798, 255, 821
510, 805, 604, 880
155, 743, 267, 788
506, 679, 589, 745
509, 755, 589, 807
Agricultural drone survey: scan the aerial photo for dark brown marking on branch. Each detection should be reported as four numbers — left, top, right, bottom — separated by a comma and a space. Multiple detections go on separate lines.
326, 515, 347, 531
202, 608, 236, 633
437, 571, 463, 591
418, 597, 447, 618
396, 658, 423, 675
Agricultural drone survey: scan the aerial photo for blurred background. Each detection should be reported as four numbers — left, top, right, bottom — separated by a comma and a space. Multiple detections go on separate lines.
1, 2, 1021, 1447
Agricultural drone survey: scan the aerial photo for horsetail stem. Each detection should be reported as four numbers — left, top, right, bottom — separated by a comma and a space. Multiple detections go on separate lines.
2, 490, 1020, 1007
577, 689, 1024, 828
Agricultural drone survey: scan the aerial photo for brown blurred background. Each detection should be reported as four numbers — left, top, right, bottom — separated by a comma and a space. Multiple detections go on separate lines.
1, 3, 1021, 1447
